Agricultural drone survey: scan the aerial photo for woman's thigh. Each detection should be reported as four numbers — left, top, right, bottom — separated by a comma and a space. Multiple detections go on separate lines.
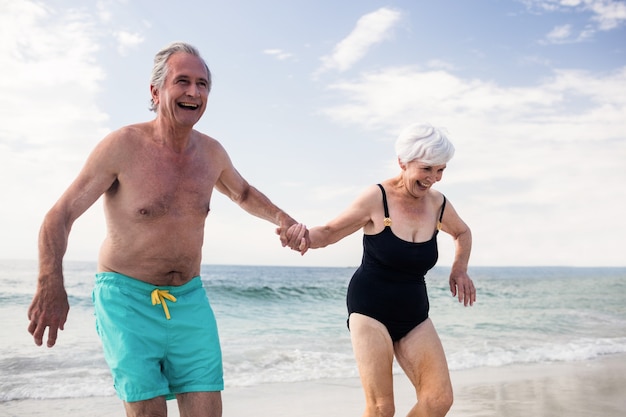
394, 319, 451, 396
349, 313, 396, 401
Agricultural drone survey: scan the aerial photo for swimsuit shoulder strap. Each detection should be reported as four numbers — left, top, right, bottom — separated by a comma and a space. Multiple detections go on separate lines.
437, 195, 447, 230
376, 184, 392, 226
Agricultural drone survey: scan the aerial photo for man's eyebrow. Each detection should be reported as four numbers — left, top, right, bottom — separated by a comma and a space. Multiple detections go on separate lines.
175, 74, 209, 83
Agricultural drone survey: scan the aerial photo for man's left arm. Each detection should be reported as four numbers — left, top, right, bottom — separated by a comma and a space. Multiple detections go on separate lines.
213, 150, 307, 251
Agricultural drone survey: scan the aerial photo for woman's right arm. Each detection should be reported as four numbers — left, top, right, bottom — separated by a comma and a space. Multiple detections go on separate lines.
292, 185, 379, 253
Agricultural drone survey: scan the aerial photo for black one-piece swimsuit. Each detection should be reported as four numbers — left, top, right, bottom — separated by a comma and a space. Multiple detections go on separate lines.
346, 184, 446, 341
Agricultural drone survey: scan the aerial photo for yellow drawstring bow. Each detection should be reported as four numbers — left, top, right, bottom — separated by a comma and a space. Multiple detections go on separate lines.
151, 289, 177, 320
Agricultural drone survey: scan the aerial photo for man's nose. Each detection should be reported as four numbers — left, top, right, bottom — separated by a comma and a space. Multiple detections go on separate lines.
186, 84, 200, 97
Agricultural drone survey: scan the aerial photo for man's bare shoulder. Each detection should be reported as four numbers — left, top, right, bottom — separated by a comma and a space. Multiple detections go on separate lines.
191, 130, 230, 156
192, 129, 221, 146
94, 122, 154, 155
108, 122, 152, 142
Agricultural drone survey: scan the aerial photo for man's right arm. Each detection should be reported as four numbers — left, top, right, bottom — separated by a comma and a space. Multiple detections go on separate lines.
27, 132, 122, 347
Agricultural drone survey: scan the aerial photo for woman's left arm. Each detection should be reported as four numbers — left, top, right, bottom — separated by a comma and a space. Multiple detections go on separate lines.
440, 199, 476, 306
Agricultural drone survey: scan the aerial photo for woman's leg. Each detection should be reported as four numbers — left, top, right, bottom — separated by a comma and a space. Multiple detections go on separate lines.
394, 319, 453, 417
349, 313, 396, 417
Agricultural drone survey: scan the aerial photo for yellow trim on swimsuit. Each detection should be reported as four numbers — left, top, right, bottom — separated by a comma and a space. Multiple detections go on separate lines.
151, 289, 177, 320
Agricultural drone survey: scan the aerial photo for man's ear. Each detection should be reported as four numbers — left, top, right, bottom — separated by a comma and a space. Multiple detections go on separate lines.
150, 85, 159, 106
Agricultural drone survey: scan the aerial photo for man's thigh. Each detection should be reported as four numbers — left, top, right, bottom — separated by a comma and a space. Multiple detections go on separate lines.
123, 396, 167, 417
176, 391, 222, 417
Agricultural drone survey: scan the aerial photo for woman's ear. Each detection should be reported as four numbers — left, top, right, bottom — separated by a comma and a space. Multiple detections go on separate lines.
397, 157, 406, 170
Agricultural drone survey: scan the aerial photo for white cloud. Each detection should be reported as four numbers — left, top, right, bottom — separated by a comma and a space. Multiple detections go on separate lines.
523, 0, 626, 31
96, 0, 113, 22
114, 30, 145, 55
318, 7, 402, 74
546, 23, 574, 41
263, 48, 293, 61
541, 22, 597, 44
321, 65, 625, 132
587, 0, 626, 29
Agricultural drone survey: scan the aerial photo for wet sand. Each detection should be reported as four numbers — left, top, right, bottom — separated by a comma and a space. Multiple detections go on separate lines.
2, 354, 624, 416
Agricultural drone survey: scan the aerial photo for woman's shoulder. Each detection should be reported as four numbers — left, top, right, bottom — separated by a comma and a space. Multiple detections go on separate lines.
429, 187, 444, 200
361, 183, 387, 200
428, 188, 446, 208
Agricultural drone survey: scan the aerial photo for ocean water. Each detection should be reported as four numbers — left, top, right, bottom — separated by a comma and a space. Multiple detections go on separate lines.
1, 260, 625, 401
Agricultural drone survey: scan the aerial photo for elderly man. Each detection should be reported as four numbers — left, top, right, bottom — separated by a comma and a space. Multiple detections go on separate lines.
28, 41, 305, 417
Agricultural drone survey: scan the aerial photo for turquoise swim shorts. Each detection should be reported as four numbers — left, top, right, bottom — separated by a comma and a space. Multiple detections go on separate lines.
93, 272, 224, 402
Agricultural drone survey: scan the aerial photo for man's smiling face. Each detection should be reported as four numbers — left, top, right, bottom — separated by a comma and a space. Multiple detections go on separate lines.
151, 52, 210, 127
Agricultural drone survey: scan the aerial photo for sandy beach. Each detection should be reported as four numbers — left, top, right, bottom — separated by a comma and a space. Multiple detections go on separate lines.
2, 354, 625, 417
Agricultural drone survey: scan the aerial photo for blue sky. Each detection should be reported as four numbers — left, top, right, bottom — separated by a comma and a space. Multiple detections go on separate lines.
1, 0, 624, 267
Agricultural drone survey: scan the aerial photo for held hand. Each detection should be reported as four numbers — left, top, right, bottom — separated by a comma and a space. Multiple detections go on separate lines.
27, 286, 70, 348
285, 223, 310, 255
292, 223, 310, 255
449, 270, 476, 307
276, 223, 310, 255
276, 220, 297, 248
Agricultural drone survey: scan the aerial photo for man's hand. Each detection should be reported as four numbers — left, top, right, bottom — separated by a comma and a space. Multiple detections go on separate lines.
27, 285, 70, 347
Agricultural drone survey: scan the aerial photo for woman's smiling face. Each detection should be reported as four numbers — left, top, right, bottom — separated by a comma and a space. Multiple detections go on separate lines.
400, 159, 446, 196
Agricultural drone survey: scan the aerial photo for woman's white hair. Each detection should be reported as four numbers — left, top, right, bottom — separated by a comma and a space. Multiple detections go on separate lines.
395, 122, 455, 165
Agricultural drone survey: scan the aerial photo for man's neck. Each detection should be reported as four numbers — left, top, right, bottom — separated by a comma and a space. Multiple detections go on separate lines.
152, 118, 195, 153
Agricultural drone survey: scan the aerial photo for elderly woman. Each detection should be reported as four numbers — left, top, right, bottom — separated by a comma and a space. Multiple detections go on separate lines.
288, 122, 475, 417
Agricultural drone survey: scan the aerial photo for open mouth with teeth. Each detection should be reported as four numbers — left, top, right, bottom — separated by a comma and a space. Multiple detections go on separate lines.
417, 181, 431, 189
178, 102, 200, 110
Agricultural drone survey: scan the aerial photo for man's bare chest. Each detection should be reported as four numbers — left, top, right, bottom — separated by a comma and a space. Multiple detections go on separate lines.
110, 158, 217, 219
